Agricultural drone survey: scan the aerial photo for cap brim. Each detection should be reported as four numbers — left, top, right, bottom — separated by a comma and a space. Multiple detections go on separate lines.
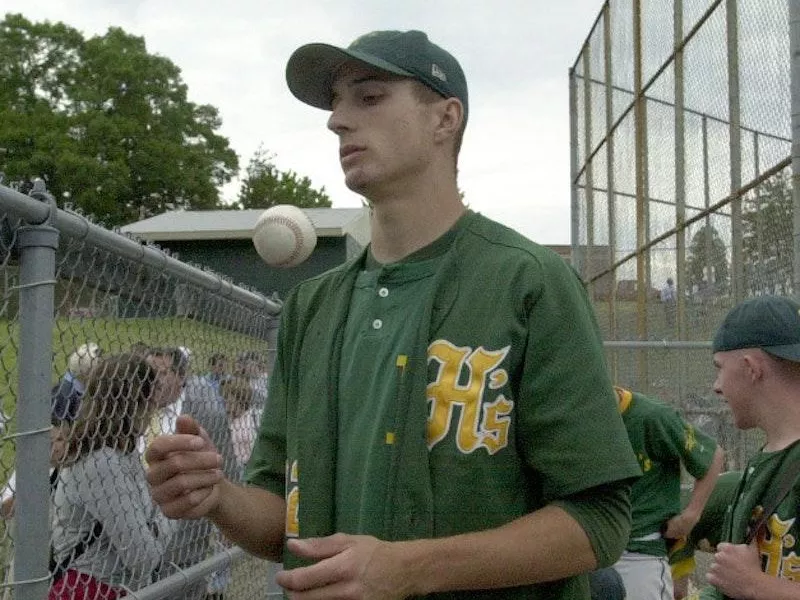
764, 344, 800, 362
286, 43, 414, 110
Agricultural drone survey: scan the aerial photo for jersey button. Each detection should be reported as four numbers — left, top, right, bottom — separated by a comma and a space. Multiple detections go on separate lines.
372, 319, 383, 330
378, 287, 389, 298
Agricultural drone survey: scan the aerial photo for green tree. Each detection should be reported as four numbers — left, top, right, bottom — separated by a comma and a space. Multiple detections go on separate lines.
0, 13, 238, 227
686, 224, 729, 295
742, 172, 794, 294
237, 146, 331, 209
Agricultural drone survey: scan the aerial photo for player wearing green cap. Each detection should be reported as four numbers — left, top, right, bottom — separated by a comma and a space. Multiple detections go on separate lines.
691, 295, 800, 599
145, 30, 641, 599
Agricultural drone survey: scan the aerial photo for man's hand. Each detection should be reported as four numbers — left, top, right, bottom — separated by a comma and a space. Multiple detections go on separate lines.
276, 534, 412, 600
145, 415, 224, 520
663, 509, 700, 540
705, 541, 762, 598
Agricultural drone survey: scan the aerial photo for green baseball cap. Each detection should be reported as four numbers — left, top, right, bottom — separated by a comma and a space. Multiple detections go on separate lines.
712, 295, 800, 361
285, 30, 468, 123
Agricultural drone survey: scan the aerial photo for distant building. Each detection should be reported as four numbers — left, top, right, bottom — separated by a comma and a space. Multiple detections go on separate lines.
121, 208, 370, 299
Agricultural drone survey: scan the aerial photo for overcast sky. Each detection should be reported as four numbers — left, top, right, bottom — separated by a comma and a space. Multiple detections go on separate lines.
7, 0, 607, 244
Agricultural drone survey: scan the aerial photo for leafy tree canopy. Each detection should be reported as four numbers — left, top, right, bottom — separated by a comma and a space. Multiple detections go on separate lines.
0, 13, 238, 226
686, 223, 729, 294
237, 145, 331, 209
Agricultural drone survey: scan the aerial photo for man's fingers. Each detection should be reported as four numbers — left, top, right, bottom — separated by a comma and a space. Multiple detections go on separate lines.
287, 535, 351, 560
148, 466, 223, 504
278, 536, 358, 592
157, 484, 220, 520
144, 433, 206, 464
175, 414, 201, 435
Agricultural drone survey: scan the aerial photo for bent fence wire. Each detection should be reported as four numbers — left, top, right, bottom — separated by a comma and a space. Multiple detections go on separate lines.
0, 180, 284, 600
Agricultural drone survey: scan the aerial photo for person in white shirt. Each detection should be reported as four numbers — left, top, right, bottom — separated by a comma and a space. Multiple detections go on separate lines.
660, 278, 677, 329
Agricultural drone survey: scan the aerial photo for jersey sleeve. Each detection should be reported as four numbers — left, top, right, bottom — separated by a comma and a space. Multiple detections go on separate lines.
515, 257, 641, 500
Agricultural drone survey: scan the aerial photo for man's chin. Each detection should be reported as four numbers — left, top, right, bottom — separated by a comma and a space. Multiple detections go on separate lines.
344, 172, 372, 195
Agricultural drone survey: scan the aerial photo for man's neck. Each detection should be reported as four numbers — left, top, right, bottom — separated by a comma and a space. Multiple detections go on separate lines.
761, 393, 800, 452
367, 179, 465, 264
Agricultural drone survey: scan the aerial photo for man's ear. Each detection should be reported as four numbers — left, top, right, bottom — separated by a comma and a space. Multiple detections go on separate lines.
433, 98, 464, 143
742, 351, 766, 383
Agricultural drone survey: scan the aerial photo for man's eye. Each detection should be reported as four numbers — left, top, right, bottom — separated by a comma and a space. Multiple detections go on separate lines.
362, 93, 382, 104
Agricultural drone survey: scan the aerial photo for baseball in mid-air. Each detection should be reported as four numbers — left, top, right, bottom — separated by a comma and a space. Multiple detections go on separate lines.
252, 204, 317, 268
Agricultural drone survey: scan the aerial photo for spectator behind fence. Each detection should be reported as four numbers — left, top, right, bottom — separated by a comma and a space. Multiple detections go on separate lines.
235, 350, 269, 429
220, 376, 256, 470
160, 353, 238, 600
204, 375, 255, 600
1, 341, 101, 520
0, 343, 99, 600
145, 29, 642, 599
49, 353, 175, 600
610, 387, 725, 599
690, 295, 800, 599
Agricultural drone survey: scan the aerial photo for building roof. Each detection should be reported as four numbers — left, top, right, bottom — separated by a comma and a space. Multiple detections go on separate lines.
121, 207, 370, 246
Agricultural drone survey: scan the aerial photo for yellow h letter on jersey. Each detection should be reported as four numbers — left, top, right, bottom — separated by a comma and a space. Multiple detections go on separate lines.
427, 341, 513, 454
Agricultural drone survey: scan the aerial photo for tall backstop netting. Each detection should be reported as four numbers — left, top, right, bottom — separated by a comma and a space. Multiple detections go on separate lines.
570, 0, 800, 470
0, 181, 283, 600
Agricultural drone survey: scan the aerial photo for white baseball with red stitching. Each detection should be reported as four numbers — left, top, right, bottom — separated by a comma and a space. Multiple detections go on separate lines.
252, 205, 317, 268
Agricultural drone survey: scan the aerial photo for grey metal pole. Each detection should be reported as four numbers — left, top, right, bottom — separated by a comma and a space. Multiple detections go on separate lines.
791, 0, 800, 295
634, 0, 649, 386
569, 66, 584, 277
674, 0, 689, 409
604, 3, 619, 379
728, 0, 743, 302
583, 47, 595, 297
13, 190, 59, 600
675, 0, 686, 342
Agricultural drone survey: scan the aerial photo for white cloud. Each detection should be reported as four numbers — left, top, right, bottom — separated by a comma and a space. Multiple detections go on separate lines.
6, 0, 605, 244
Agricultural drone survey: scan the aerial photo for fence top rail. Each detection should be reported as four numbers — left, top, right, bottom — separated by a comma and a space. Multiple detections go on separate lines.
0, 182, 282, 315
604, 340, 713, 349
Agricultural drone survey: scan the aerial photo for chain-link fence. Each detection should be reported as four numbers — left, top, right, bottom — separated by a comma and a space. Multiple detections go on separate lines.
569, 0, 795, 467
0, 180, 284, 600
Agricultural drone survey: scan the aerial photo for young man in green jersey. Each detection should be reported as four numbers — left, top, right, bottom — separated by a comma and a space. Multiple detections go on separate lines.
694, 295, 800, 599
611, 387, 724, 599
144, 30, 641, 599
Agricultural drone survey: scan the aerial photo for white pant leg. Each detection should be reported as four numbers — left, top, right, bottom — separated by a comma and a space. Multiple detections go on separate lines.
613, 551, 674, 600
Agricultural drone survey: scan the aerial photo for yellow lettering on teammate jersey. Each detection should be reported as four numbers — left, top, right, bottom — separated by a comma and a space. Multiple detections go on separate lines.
759, 513, 796, 577
427, 341, 512, 454
637, 453, 652, 472
684, 424, 697, 452
286, 459, 300, 538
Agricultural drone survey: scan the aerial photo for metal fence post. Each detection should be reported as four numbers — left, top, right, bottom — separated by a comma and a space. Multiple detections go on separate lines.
13, 188, 58, 600
633, 0, 649, 386
569, 65, 584, 278
727, 0, 744, 303
791, 0, 800, 295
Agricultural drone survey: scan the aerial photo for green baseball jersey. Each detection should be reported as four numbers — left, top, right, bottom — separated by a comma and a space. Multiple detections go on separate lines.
246, 211, 641, 599
336, 236, 447, 534
698, 440, 800, 599
616, 388, 719, 556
